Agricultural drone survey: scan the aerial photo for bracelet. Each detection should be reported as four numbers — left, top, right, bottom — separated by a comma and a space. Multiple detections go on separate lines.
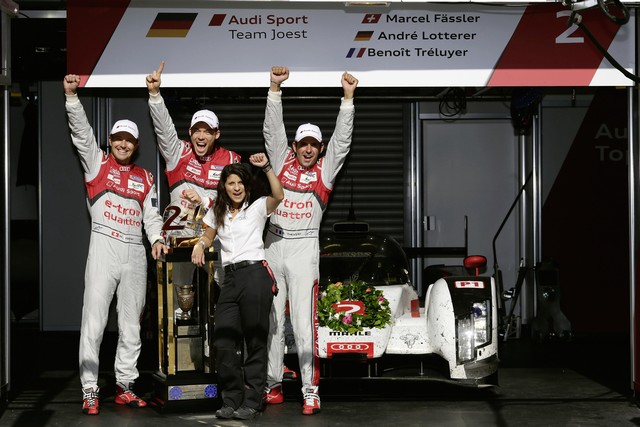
198, 240, 207, 250
262, 165, 272, 173
270, 80, 282, 86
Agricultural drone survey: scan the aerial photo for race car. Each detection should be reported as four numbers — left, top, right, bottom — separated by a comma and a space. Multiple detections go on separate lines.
285, 220, 499, 386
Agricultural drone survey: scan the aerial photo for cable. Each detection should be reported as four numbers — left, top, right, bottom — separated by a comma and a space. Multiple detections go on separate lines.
568, 11, 640, 84
597, 0, 629, 25
438, 88, 467, 118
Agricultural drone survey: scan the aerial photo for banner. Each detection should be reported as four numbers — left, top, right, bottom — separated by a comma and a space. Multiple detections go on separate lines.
67, 0, 635, 87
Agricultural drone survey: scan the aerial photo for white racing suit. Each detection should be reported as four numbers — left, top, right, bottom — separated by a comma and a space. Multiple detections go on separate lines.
66, 96, 164, 390
148, 93, 240, 287
263, 90, 354, 393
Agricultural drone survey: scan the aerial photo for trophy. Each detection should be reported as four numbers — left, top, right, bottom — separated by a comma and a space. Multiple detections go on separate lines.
176, 284, 195, 320
162, 202, 207, 249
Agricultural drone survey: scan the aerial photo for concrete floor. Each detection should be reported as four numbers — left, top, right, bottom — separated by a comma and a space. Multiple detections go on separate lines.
0, 323, 638, 426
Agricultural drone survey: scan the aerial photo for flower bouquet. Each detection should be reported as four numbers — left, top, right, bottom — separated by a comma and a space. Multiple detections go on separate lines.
317, 280, 392, 333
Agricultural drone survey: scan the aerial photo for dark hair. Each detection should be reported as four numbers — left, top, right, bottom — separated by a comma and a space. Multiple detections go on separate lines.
213, 163, 252, 228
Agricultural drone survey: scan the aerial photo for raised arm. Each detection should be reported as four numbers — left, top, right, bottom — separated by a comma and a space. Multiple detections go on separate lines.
263, 67, 291, 174
250, 153, 283, 214
64, 74, 103, 180
322, 72, 358, 187
146, 61, 183, 170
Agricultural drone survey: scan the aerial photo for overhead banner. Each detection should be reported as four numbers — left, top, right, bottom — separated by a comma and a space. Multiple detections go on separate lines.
67, 0, 635, 88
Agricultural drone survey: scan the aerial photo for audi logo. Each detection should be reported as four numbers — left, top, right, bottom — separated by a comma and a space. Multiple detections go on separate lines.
329, 343, 371, 351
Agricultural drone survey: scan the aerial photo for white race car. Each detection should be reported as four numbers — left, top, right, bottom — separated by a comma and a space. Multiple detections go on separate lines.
286, 222, 499, 386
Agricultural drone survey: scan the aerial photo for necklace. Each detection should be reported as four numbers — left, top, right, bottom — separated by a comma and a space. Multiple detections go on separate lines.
229, 207, 240, 214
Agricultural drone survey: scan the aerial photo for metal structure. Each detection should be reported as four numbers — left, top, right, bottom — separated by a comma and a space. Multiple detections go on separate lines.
1, 0, 17, 407
152, 247, 219, 410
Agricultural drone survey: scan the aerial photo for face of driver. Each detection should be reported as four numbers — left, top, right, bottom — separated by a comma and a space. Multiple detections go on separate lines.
293, 137, 324, 169
189, 123, 220, 157
109, 132, 139, 165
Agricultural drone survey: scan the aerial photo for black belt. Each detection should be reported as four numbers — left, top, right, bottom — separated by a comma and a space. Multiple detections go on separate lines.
224, 260, 262, 273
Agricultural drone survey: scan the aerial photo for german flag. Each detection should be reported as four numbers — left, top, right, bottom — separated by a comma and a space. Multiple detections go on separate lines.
354, 31, 373, 41
147, 13, 197, 38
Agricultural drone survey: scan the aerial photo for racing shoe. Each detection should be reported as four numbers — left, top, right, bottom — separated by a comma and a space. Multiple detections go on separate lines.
82, 386, 100, 415
263, 384, 284, 404
115, 382, 147, 408
302, 387, 321, 415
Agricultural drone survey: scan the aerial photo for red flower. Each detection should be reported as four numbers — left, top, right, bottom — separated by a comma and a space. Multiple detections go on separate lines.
342, 313, 353, 325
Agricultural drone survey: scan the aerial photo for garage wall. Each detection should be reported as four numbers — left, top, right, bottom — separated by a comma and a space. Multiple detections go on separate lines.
541, 88, 629, 335
156, 94, 407, 241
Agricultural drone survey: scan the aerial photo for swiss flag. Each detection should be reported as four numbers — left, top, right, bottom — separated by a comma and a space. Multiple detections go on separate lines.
362, 14, 381, 24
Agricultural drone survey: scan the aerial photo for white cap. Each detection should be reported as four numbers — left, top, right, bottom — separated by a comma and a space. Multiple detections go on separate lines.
191, 110, 219, 129
294, 123, 322, 143
110, 119, 139, 140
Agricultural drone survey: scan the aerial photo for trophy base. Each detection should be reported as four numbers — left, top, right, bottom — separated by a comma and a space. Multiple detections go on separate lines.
177, 312, 192, 321
150, 371, 220, 413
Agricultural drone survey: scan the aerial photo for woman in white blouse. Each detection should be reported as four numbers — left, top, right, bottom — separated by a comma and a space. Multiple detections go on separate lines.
192, 153, 283, 420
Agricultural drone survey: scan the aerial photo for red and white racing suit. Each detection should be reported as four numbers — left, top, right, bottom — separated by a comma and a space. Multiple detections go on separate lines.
263, 90, 354, 393
66, 95, 164, 390
148, 93, 240, 285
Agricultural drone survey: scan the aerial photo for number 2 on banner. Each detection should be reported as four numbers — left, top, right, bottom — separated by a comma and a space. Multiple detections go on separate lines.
162, 205, 188, 231
556, 10, 584, 44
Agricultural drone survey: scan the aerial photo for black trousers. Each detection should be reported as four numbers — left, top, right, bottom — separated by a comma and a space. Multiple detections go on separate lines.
214, 261, 275, 410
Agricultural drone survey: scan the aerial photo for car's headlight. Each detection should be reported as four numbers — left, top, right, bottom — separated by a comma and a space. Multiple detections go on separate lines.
456, 300, 491, 363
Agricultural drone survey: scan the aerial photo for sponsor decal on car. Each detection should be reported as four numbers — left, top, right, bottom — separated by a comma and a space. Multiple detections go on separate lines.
332, 300, 365, 315
327, 342, 374, 357
328, 330, 371, 336
455, 280, 485, 289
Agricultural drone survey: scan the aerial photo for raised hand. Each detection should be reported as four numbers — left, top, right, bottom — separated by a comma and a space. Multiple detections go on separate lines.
249, 152, 269, 168
146, 61, 165, 95
270, 66, 289, 91
341, 72, 358, 100
63, 74, 81, 96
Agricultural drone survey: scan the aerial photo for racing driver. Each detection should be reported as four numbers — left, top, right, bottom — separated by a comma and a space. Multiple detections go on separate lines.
145, 61, 240, 290
64, 74, 167, 415
263, 66, 358, 415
